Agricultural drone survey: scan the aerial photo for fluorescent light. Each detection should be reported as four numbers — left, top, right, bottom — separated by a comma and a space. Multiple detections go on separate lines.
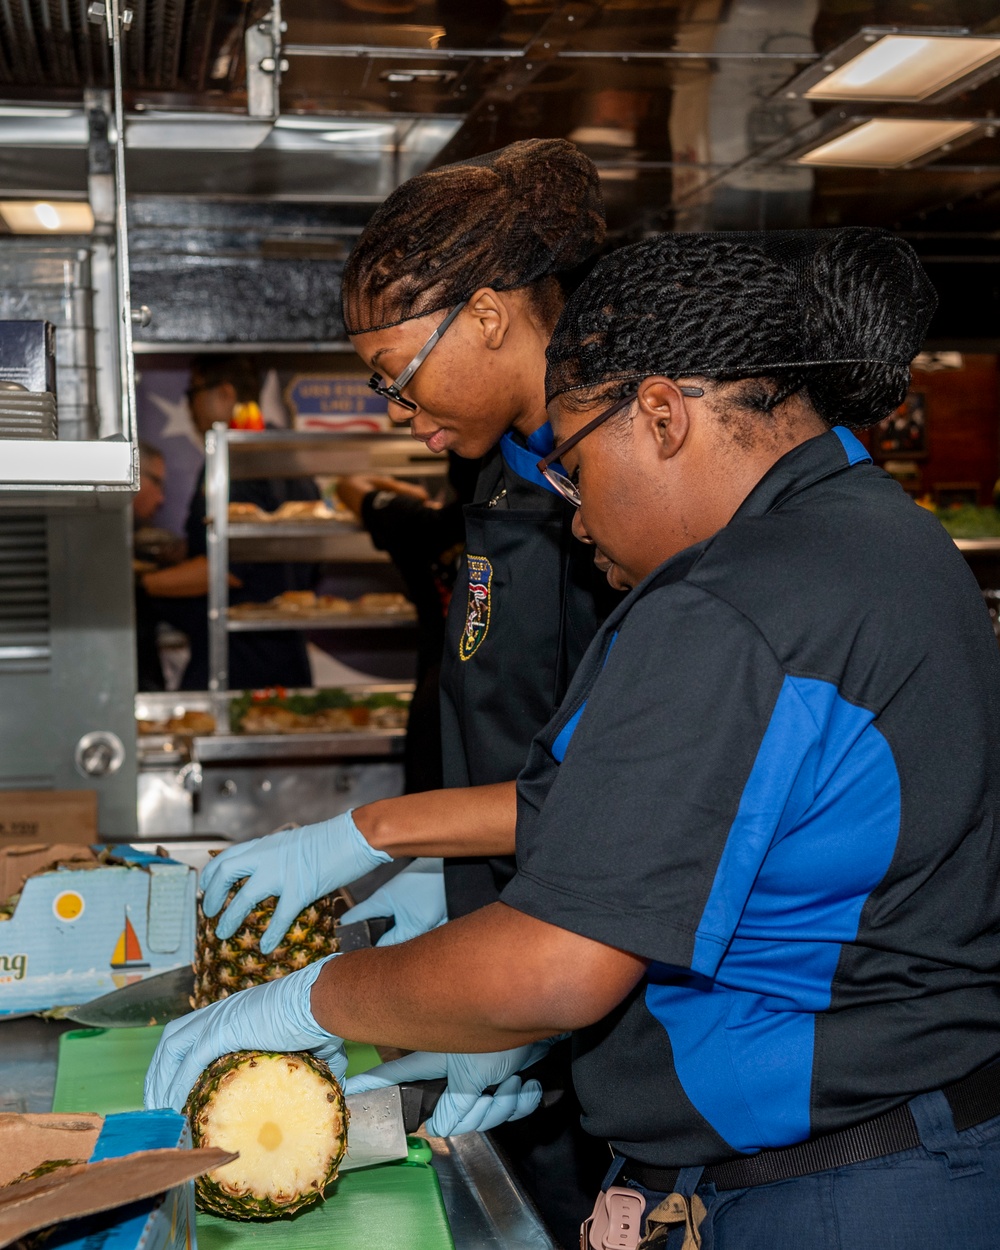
33, 203, 60, 230
568, 126, 635, 148
0, 201, 95, 233
797, 118, 977, 167
785, 30, 1000, 104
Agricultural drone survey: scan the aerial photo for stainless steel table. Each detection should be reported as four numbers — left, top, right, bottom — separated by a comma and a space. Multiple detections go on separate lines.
0, 1018, 555, 1250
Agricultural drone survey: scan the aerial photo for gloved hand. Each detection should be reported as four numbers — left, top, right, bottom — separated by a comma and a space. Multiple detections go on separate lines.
200, 811, 391, 954
344, 1041, 552, 1137
338, 858, 448, 946
144, 954, 344, 1112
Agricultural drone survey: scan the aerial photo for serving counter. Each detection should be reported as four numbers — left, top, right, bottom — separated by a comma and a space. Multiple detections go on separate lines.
136, 687, 410, 839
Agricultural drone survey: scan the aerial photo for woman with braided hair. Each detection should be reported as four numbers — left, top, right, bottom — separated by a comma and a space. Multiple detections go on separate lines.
186, 139, 615, 1243
151, 226, 1000, 1248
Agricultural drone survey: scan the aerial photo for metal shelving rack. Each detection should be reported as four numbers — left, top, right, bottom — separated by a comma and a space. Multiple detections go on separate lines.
204, 423, 446, 696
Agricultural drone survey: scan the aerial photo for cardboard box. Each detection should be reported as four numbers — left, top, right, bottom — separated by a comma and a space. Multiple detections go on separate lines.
0, 1109, 230, 1250
0, 844, 196, 1015
0, 319, 56, 393
0, 790, 98, 845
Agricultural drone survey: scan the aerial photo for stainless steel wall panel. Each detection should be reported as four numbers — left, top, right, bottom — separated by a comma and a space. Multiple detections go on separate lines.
0, 242, 101, 441
45, 505, 138, 836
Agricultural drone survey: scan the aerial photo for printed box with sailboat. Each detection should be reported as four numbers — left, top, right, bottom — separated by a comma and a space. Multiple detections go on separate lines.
0, 844, 196, 1015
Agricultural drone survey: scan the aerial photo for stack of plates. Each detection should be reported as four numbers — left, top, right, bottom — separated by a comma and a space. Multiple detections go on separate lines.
0, 382, 58, 440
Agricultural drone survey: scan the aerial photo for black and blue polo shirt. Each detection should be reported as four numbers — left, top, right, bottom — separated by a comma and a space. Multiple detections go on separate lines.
503, 426, 1000, 1168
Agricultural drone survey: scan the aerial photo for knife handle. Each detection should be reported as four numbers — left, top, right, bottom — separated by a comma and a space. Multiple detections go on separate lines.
336, 915, 394, 952
398, 1051, 566, 1135
400, 1079, 448, 1135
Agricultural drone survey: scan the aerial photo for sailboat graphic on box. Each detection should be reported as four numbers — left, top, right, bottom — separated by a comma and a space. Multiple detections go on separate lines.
110, 910, 150, 970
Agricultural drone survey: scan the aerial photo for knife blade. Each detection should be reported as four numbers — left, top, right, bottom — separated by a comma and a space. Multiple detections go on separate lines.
58, 916, 395, 1028
56, 965, 196, 1028
340, 1084, 413, 1171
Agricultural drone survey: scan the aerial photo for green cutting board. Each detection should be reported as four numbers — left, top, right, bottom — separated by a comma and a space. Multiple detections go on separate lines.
52, 1026, 383, 1114
53, 1026, 456, 1250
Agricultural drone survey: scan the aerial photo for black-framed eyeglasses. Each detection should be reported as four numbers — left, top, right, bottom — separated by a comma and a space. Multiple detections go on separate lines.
367, 301, 467, 415
537, 382, 705, 507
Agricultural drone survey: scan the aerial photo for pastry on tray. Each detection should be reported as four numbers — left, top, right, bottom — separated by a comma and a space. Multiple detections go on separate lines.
227, 502, 268, 522
272, 500, 335, 521
137, 709, 216, 736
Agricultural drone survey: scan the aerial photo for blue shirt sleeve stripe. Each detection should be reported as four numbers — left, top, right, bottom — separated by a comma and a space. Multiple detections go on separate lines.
647, 674, 901, 1153
550, 632, 620, 763
831, 426, 872, 466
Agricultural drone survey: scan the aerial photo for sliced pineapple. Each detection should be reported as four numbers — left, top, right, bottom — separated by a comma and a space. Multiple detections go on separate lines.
186, 1051, 348, 1220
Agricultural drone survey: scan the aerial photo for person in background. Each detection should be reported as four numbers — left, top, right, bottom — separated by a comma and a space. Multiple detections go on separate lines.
336, 453, 479, 794
133, 442, 171, 690
134, 441, 166, 527
141, 354, 318, 690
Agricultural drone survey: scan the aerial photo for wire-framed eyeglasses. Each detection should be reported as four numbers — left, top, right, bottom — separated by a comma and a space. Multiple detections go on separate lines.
537, 382, 705, 507
367, 301, 467, 414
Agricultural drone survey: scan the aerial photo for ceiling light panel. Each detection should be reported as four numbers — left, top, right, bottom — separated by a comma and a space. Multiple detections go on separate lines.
783, 28, 1000, 105
807, 34, 1000, 102
0, 201, 94, 233
796, 118, 978, 167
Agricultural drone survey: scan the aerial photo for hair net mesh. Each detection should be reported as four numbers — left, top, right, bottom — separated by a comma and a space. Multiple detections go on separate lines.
342, 138, 605, 335
545, 228, 937, 421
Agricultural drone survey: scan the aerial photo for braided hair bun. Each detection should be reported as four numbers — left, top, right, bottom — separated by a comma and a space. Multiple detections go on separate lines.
342, 139, 605, 335
545, 228, 936, 428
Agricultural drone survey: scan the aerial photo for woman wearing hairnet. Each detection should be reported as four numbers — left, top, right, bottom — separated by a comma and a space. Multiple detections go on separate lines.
191, 139, 616, 1240
150, 226, 1000, 1247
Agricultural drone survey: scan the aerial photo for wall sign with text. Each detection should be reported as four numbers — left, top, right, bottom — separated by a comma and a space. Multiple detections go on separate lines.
285, 375, 391, 433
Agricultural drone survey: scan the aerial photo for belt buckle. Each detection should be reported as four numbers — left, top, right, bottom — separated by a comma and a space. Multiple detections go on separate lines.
581, 1186, 645, 1250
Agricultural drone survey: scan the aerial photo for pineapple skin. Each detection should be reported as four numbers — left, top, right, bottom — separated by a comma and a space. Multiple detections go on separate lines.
186, 1050, 349, 1220
191, 889, 340, 1010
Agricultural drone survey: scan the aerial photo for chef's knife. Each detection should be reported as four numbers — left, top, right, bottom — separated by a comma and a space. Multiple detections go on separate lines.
58, 916, 395, 1028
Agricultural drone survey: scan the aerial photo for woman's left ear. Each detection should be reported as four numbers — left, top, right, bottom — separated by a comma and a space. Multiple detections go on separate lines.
468, 288, 510, 350
639, 378, 689, 459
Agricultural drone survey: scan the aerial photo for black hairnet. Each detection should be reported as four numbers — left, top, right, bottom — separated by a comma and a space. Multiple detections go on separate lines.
545, 228, 937, 426
342, 139, 605, 335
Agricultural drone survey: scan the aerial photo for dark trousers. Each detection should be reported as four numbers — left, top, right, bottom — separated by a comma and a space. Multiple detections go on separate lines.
607, 1090, 1000, 1249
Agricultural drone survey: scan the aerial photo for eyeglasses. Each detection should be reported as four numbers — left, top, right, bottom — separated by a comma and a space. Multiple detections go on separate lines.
537, 382, 705, 507
367, 301, 467, 415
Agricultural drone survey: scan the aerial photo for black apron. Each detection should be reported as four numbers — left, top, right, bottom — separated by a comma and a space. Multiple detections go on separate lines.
440, 424, 610, 919
439, 424, 617, 1245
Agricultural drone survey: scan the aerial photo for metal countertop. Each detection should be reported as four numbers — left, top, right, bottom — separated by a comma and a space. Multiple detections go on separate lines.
0, 1017, 555, 1250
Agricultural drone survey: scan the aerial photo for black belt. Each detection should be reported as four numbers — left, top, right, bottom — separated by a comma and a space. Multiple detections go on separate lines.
620, 1058, 1000, 1194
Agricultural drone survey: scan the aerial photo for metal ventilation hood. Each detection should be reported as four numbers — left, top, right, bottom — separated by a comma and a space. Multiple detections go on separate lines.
1, 1, 999, 341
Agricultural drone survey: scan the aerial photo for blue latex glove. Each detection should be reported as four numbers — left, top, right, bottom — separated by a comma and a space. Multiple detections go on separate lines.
338, 857, 447, 946
343, 1042, 551, 1137
200, 811, 391, 954
144, 955, 345, 1112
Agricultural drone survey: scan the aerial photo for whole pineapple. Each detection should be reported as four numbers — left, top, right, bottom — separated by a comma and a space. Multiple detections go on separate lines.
186, 1051, 349, 1219
191, 886, 341, 1010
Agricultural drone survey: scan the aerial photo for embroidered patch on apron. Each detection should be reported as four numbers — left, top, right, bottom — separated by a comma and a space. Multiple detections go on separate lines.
459, 555, 493, 661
